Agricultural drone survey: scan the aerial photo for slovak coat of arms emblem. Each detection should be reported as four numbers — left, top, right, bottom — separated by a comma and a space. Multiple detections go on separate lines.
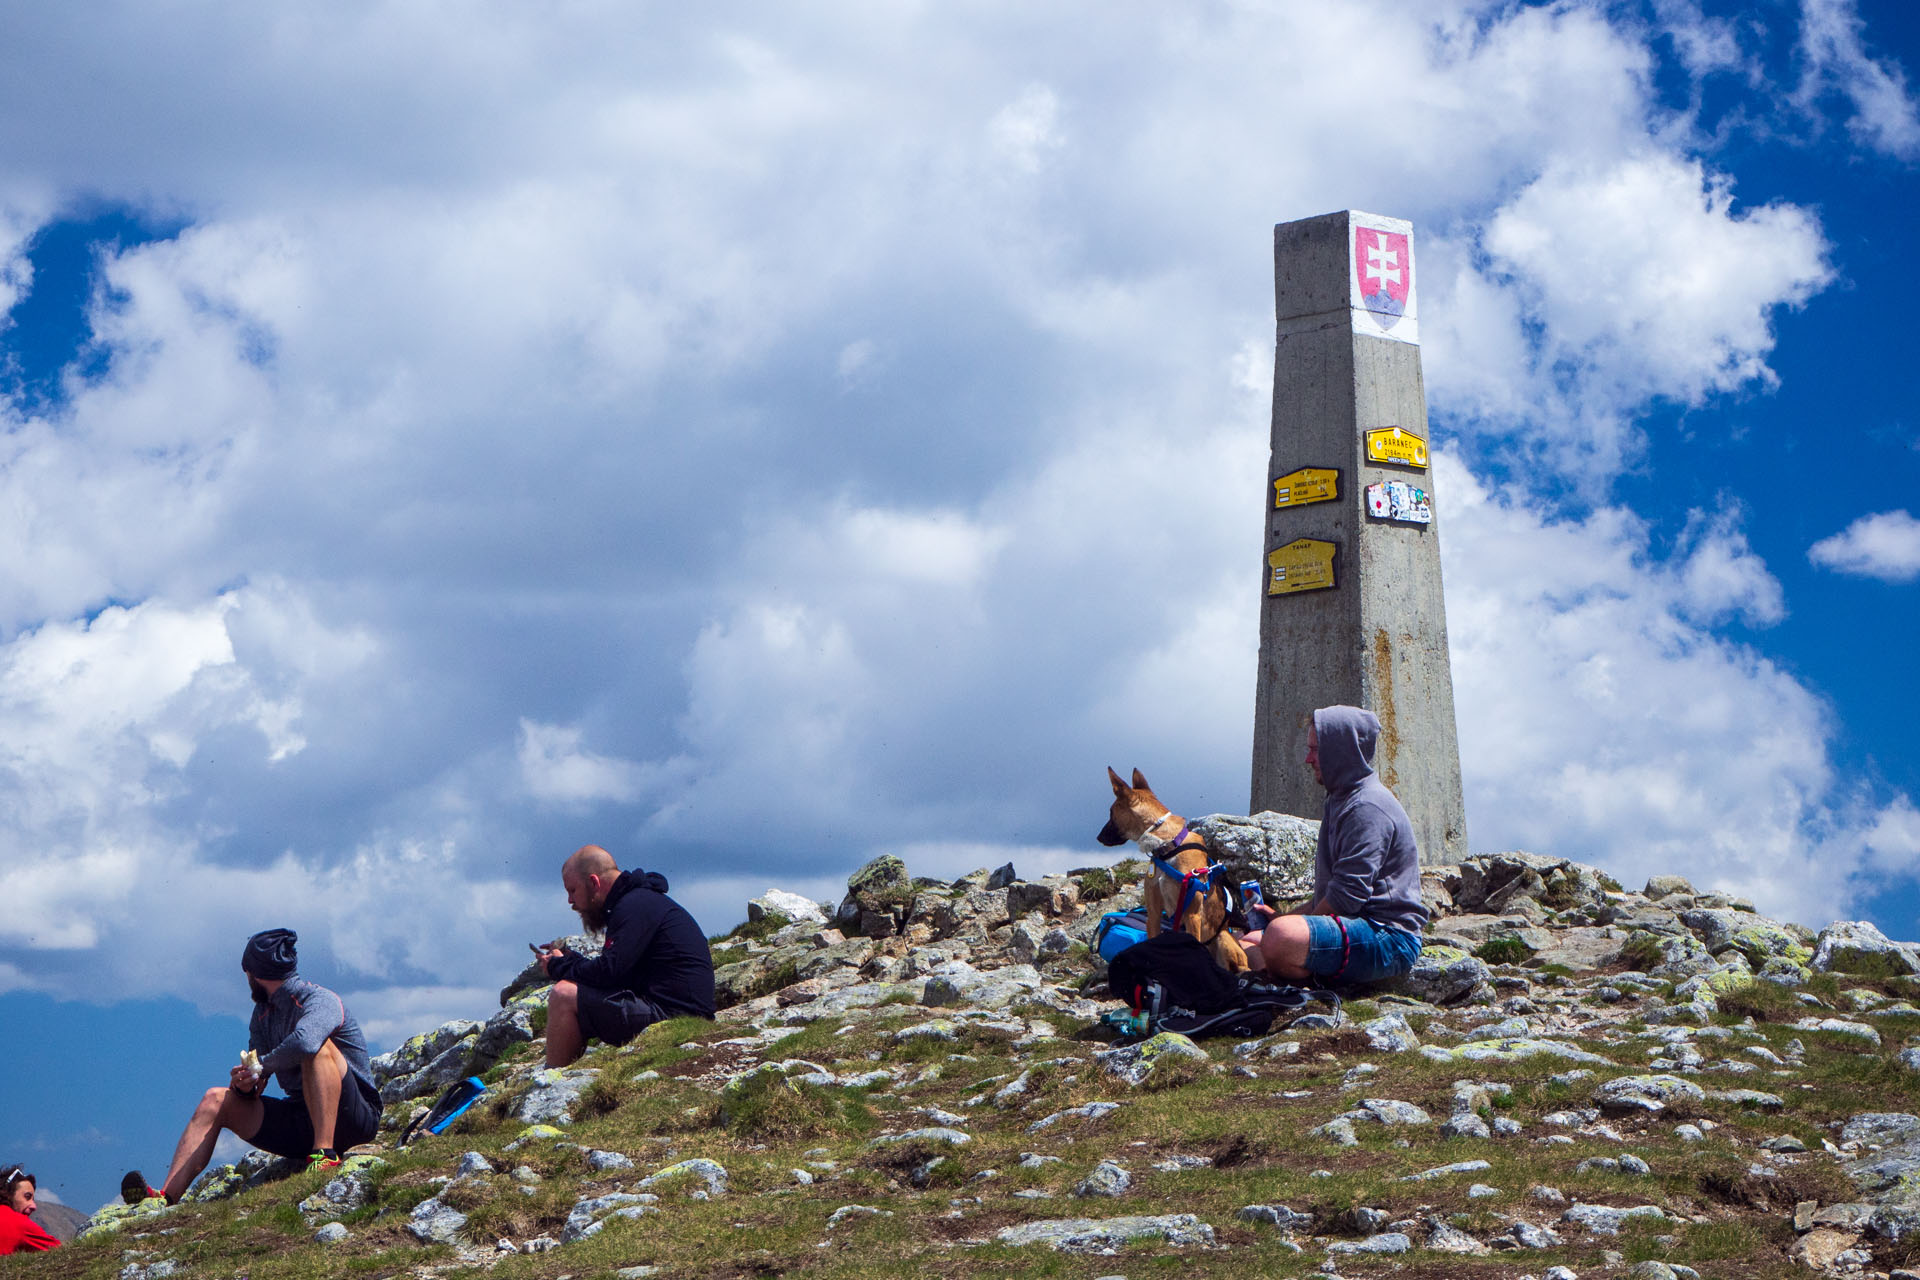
1353, 225, 1411, 326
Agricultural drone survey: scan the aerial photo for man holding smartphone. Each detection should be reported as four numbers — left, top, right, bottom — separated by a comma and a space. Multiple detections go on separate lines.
534, 844, 716, 1067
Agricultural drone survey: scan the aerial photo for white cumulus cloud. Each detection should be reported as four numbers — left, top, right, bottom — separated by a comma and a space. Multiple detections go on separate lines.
1809, 509, 1920, 583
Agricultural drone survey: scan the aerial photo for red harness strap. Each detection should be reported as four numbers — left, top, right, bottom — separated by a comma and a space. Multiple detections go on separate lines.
1333, 915, 1352, 977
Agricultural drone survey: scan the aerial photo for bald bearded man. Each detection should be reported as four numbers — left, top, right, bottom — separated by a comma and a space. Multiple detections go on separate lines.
534, 845, 716, 1067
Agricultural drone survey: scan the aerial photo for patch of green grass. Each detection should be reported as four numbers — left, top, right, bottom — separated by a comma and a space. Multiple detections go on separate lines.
1618, 931, 1664, 972
1823, 950, 1915, 981
710, 911, 794, 947
718, 1069, 866, 1141
1475, 936, 1531, 965
1077, 867, 1117, 900
1714, 978, 1803, 1023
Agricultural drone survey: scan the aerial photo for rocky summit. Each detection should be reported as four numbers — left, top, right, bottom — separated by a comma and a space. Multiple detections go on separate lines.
36, 812, 1920, 1279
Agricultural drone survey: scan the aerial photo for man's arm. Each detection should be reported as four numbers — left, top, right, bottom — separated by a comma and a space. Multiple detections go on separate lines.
547, 895, 664, 990
257, 986, 346, 1075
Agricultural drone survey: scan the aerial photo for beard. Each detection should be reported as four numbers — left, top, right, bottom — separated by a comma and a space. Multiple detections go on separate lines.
248, 976, 269, 1004
576, 900, 610, 934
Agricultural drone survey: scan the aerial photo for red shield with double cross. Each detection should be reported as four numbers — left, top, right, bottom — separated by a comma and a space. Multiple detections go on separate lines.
1354, 226, 1411, 322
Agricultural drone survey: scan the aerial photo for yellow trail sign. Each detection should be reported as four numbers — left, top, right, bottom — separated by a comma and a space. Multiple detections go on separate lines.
1267, 538, 1337, 596
1273, 467, 1339, 509
1364, 425, 1428, 469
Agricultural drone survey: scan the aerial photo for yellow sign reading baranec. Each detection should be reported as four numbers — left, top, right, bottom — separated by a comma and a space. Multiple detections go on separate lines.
1272, 467, 1339, 509
1267, 538, 1337, 596
1364, 425, 1429, 469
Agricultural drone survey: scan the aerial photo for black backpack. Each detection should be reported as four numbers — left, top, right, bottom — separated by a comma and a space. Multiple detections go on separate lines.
1105, 930, 1340, 1041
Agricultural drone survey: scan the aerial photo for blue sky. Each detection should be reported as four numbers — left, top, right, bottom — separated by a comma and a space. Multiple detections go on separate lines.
3, 0, 1918, 1213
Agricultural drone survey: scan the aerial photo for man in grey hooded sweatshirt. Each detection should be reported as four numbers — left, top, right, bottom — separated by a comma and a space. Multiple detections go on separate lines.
1239, 706, 1426, 983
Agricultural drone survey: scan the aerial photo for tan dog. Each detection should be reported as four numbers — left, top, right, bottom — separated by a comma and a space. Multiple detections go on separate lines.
1097, 767, 1249, 973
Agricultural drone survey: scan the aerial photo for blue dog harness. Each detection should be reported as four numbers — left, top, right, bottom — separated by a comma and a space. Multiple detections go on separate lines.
1150, 830, 1233, 942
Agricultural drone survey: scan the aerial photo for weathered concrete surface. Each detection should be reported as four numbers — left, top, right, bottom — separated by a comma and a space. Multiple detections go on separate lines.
1250, 208, 1466, 864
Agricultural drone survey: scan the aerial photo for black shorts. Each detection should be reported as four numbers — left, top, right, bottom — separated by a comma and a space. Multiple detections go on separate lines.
575, 986, 665, 1047
249, 1074, 383, 1159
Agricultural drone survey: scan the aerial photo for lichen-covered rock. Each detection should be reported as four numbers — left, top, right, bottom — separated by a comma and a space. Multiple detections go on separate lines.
471, 1005, 536, 1070
920, 959, 1042, 1009
749, 888, 827, 925
296, 1155, 388, 1222
370, 1018, 482, 1093
1726, 921, 1813, 968
1007, 878, 1080, 919
1592, 1074, 1704, 1116
181, 1150, 305, 1204
1649, 930, 1718, 979
1452, 852, 1610, 917
1425, 1038, 1610, 1065
1355, 1098, 1432, 1126
512, 1068, 600, 1125
1561, 1203, 1667, 1234
1794, 1017, 1882, 1046
1385, 946, 1492, 1005
406, 1195, 468, 1244
77, 1197, 175, 1238
379, 1028, 481, 1104
1814, 921, 1920, 976
835, 855, 913, 936
995, 1213, 1216, 1252
1095, 1032, 1209, 1087
638, 1157, 730, 1197
1073, 1160, 1132, 1197
1359, 1013, 1421, 1053
1190, 811, 1317, 899
561, 1192, 660, 1242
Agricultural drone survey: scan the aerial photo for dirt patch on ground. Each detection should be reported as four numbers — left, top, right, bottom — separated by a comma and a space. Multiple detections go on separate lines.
1700, 1159, 1854, 1212
661, 1041, 763, 1084
1299, 1029, 1376, 1056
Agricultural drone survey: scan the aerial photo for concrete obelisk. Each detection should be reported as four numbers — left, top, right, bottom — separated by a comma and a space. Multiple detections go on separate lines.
1249, 210, 1467, 865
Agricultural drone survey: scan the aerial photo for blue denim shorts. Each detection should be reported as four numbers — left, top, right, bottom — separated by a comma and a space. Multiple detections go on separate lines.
1303, 916, 1422, 983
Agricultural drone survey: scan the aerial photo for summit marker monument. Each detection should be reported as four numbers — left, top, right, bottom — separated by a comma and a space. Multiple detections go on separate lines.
1250, 210, 1467, 864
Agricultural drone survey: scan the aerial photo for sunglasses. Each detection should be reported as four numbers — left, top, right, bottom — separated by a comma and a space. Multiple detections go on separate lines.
2, 1168, 29, 1186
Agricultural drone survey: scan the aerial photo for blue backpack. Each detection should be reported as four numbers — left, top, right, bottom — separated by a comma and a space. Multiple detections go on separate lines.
1094, 907, 1151, 962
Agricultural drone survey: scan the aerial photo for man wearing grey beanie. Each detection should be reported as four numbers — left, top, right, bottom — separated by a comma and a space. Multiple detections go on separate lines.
122, 928, 381, 1205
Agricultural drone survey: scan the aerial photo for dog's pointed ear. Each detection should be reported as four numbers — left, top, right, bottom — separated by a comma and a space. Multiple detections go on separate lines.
1131, 768, 1150, 791
1107, 766, 1128, 796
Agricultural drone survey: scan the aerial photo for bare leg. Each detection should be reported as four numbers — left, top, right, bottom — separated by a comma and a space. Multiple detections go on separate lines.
160, 1086, 263, 1204
1256, 915, 1316, 981
545, 980, 584, 1068
301, 1040, 347, 1152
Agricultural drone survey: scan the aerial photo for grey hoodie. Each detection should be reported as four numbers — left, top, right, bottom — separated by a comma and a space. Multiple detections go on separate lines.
1312, 706, 1427, 936
249, 974, 377, 1102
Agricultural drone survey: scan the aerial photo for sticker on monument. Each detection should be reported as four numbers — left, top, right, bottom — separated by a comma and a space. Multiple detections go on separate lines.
1349, 211, 1418, 346
1267, 538, 1337, 596
1364, 425, 1428, 470
1365, 480, 1432, 526
1273, 467, 1339, 509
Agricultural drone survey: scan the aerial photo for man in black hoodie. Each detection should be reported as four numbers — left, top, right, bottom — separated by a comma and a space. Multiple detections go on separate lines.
536, 845, 717, 1066
1239, 706, 1427, 984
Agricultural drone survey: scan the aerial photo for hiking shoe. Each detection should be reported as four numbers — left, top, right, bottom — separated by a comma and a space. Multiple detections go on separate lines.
120, 1170, 158, 1204
307, 1149, 341, 1172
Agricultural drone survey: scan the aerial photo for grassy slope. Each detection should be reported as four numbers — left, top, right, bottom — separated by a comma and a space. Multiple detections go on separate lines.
19, 966, 1920, 1278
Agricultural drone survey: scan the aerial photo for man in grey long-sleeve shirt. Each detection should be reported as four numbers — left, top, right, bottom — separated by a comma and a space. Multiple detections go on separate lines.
130, 929, 383, 1204
1239, 706, 1427, 983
